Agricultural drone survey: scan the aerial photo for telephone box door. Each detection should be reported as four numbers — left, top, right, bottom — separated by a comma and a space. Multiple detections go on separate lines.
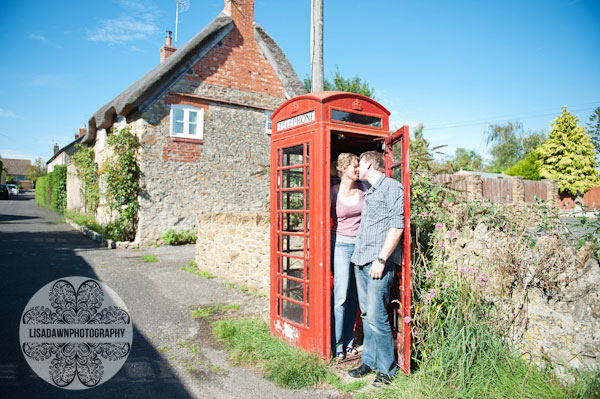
384, 125, 412, 376
270, 136, 328, 355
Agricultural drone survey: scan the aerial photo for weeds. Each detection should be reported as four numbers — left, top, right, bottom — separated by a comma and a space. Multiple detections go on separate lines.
181, 261, 214, 279
191, 304, 240, 319
141, 255, 158, 263
65, 210, 107, 236
161, 228, 197, 245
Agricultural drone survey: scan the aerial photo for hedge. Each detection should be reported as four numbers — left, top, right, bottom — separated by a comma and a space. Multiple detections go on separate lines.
35, 165, 67, 213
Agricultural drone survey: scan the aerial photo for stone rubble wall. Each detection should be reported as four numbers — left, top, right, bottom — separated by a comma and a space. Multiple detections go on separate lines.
194, 212, 270, 294
131, 81, 279, 245
441, 223, 599, 374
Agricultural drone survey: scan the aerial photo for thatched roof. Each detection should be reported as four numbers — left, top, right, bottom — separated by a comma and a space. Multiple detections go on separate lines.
83, 11, 305, 144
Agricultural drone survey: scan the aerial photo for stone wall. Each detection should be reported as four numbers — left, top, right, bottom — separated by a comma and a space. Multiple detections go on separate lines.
194, 212, 270, 293
130, 80, 281, 245
439, 223, 599, 374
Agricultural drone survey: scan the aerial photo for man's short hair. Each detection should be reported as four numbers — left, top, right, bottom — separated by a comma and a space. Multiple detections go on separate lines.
335, 153, 359, 177
360, 151, 385, 172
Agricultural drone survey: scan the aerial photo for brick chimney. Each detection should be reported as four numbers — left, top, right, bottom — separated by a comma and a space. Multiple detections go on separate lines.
224, 0, 254, 40
160, 30, 177, 63
76, 125, 87, 139
53, 144, 59, 155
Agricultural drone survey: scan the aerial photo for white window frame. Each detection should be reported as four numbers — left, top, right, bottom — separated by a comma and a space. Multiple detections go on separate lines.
265, 110, 273, 135
170, 104, 204, 139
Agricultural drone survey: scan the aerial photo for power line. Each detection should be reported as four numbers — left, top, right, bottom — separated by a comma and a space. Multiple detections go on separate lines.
425, 101, 599, 131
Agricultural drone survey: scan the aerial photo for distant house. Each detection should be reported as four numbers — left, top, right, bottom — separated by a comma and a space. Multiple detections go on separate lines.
74, 0, 305, 244
47, 126, 87, 173
1, 158, 33, 189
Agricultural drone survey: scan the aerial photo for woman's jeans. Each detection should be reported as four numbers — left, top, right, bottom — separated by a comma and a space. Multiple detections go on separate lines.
354, 261, 397, 377
331, 236, 359, 355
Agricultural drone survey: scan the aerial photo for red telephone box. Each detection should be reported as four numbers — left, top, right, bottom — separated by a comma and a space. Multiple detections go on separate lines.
269, 91, 412, 375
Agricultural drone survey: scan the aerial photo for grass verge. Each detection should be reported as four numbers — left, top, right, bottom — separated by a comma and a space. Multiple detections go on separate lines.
181, 260, 215, 279
64, 210, 107, 236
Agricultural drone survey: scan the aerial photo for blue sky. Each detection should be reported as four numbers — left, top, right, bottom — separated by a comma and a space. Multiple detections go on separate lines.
1, 0, 599, 164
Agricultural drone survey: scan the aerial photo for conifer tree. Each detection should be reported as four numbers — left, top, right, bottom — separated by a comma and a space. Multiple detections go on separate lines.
536, 107, 599, 195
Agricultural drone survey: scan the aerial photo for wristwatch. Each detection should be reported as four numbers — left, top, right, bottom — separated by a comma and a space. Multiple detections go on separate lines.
377, 257, 386, 264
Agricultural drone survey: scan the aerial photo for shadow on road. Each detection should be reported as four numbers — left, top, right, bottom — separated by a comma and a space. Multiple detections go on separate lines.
0, 221, 195, 397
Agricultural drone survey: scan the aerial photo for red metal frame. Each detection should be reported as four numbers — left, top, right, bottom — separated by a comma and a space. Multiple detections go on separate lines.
270, 92, 411, 374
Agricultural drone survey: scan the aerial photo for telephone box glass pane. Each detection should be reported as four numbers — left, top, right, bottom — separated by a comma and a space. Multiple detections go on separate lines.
332, 109, 382, 127
282, 168, 304, 188
282, 301, 304, 325
281, 191, 304, 210
282, 278, 304, 302
283, 213, 304, 232
281, 256, 304, 279
283, 145, 304, 166
282, 234, 304, 256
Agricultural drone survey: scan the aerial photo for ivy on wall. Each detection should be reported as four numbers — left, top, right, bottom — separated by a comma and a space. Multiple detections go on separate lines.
72, 144, 99, 214
104, 126, 141, 241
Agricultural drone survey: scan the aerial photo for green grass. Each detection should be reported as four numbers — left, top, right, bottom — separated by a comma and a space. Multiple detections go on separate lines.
191, 304, 240, 318
64, 210, 107, 236
213, 319, 331, 389
141, 255, 159, 263
181, 261, 215, 279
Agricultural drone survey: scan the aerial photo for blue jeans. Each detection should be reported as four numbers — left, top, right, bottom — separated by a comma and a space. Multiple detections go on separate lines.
354, 261, 397, 377
331, 237, 359, 355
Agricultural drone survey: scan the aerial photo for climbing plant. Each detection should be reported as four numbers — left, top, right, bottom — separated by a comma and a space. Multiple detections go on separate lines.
103, 126, 140, 241
72, 144, 99, 214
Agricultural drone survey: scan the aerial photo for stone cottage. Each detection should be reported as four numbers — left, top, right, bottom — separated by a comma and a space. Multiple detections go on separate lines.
74, 0, 305, 245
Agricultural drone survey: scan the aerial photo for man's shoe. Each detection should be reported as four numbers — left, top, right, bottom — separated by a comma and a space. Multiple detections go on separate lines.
372, 372, 392, 387
348, 363, 372, 378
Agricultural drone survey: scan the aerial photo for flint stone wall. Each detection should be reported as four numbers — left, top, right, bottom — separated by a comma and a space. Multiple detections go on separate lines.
194, 212, 269, 293
120, 81, 282, 245
441, 223, 599, 374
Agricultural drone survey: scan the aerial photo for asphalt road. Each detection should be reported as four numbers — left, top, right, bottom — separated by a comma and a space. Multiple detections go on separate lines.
0, 192, 339, 399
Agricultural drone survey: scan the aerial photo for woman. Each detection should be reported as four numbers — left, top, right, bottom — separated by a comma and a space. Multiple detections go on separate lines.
331, 153, 365, 360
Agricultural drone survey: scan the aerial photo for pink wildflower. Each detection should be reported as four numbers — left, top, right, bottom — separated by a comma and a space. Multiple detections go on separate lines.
477, 273, 488, 286
448, 230, 458, 239
421, 211, 430, 217
467, 266, 477, 275
435, 223, 444, 229
429, 289, 437, 297
423, 293, 433, 302
404, 316, 412, 324
442, 199, 450, 207
458, 267, 467, 274
442, 282, 450, 289
425, 270, 434, 280
437, 241, 445, 248
476, 193, 483, 200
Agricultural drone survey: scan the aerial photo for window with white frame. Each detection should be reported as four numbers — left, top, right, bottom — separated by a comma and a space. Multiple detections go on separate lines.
170, 104, 204, 139
265, 110, 273, 134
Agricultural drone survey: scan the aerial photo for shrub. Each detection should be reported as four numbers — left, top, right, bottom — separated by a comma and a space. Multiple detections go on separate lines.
50, 165, 67, 213
160, 229, 198, 245
35, 175, 51, 209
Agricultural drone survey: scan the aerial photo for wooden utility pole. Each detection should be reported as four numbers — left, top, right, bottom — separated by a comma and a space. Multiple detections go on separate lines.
310, 0, 324, 92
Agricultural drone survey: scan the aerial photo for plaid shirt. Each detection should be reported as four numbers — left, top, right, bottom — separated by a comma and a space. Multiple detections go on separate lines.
350, 174, 404, 266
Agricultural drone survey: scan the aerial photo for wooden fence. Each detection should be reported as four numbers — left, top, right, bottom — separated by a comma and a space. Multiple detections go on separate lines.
558, 187, 600, 210
432, 174, 556, 206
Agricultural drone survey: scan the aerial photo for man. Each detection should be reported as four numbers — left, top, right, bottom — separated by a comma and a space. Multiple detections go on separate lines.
348, 151, 404, 386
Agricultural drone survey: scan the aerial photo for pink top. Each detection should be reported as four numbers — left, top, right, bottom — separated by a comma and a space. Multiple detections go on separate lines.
331, 184, 365, 237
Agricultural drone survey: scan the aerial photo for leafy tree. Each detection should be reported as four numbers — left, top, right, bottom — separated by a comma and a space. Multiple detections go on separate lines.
27, 157, 47, 184
303, 66, 375, 98
536, 107, 599, 195
587, 106, 600, 161
504, 150, 541, 180
445, 148, 484, 172
484, 122, 547, 172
